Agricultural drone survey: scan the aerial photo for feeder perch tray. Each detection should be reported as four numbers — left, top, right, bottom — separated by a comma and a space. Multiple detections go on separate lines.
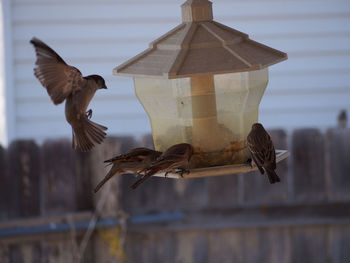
152, 150, 289, 179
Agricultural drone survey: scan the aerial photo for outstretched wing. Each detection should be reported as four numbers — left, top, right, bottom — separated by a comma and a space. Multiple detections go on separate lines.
30, 37, 86, 105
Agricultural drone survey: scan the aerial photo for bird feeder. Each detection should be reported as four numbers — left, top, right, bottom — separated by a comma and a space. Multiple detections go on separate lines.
114, 0, 288, 176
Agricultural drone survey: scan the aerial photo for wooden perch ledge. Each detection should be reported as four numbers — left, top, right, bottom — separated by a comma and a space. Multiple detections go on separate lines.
152, 150, 289, 179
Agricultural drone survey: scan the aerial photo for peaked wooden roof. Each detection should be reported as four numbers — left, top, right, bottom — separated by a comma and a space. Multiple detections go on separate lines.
114, 0, 287, 79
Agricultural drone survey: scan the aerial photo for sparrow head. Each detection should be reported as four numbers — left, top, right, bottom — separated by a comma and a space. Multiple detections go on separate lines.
87, 75, 107, 89
251, 123, 264, 131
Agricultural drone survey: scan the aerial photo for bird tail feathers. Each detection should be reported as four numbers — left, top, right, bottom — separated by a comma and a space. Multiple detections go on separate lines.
130, 166, 160, 189
266, 169, 281, 184
73, 118, 107, 152
94, 167, 117, 193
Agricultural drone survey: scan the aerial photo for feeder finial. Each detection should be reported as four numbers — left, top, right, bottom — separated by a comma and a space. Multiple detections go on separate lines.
181, 0, 213, 22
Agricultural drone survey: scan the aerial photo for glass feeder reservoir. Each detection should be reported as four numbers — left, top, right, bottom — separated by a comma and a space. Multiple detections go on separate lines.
114, 0, 287, 169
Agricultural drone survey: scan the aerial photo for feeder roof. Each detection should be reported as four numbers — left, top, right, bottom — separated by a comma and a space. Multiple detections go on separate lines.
114, 0, 287, 79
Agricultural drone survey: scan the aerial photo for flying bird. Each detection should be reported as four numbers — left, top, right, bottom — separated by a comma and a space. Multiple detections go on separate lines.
130, 143, 194, 189
247, 123, 280, 184
94, 147, 162, 193
30, 37, 107, 152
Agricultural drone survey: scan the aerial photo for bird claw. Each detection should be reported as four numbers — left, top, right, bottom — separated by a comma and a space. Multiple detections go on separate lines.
175, 168, 189, 178
86, 109, 93, 119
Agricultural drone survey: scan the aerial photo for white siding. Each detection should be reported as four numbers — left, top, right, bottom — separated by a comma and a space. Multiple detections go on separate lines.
4, 0, 350, 142
0, 2, 6, 145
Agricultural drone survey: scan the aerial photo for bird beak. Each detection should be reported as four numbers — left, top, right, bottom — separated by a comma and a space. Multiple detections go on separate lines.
102, 84, 107, 89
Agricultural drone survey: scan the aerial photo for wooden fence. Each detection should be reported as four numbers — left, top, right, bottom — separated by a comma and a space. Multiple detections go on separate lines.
0, 128, 350, 263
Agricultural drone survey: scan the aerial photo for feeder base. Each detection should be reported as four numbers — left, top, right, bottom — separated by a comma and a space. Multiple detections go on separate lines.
151, 150, 289, 179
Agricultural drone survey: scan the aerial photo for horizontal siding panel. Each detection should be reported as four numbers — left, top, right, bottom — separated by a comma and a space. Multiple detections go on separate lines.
13, 17, 350, 42
12, 1, 350, 22
12, 23, 179, 41
215, 5, 350, 20
265, 86, 350, 96
257, 36, 350, 53
16, 115, 151, 138
12, 0, 182, 5
16, 98, 145, 119
14, 41, 148, 61
275, 56, 350, 71
270, 68, 350, 77
259, 110, 341, 130
223, 17, 350, 36
268, 73, 350, 91
13, 3, 180, 22
260, 93, 350, 110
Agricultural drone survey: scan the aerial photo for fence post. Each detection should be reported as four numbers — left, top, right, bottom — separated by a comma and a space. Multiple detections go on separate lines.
4, 140, 42, 262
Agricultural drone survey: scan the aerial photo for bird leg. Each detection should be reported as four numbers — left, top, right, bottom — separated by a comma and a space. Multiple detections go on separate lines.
86, 109, 93, 119
246, 158, 253, 168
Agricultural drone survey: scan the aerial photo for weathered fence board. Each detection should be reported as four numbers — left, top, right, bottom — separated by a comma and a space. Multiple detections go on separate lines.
42, 139, 76, 215
325, 128, 350, 201
5, 140, 40, 219
2, 141, 42, 263
74, 149, 94, 212
292, 129, 327, 202
208, 229, 244, 263
174, 231, 209, 263
9, 243, 42, 263
329, 225, 350, 263
125, 231, 176, 263
291, 226, 330, 263
0, 245, 10, 263
207, 174, 239, 207
243, 227, 291, 263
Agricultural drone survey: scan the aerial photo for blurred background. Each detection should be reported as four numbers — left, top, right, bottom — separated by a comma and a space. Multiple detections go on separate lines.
0, 0, 349, 262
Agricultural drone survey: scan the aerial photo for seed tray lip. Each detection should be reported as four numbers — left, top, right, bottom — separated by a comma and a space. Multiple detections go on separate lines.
151, 150, 289, 179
